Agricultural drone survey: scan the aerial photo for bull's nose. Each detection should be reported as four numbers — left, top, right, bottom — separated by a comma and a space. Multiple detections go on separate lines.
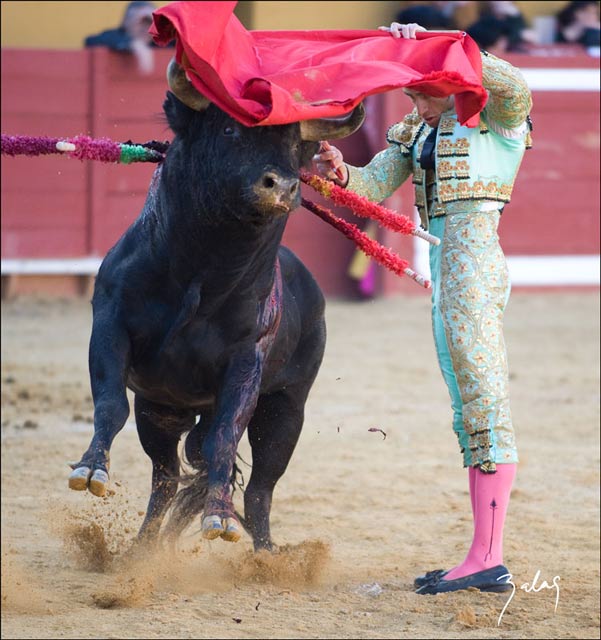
255, 172, 299, 211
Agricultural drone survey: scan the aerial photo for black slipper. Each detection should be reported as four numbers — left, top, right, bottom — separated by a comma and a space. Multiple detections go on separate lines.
416, 564, 512, 595
414, 569, 447, 588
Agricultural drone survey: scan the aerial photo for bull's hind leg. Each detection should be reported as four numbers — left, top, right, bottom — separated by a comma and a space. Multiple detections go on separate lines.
245, 389, 306, 551
135, 397, 195, 543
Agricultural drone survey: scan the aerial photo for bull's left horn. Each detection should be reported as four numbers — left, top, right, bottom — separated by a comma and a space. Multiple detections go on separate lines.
167, 58, 211, 111
299, 103, 366, 141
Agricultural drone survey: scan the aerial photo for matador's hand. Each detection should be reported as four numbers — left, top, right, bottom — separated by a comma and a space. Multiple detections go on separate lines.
378, 22, 427, 39
312, 141, 348, 186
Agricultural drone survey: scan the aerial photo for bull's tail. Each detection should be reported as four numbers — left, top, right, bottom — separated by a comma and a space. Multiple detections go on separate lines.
161, 465, 209, 542
161, 442, 248, 543
160, 434, 209, 542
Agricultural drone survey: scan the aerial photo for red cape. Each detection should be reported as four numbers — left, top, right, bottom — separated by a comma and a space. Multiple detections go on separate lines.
151, 1, 487, 127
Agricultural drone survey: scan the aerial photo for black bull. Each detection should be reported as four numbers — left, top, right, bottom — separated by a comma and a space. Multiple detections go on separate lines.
68, 73, 365, 551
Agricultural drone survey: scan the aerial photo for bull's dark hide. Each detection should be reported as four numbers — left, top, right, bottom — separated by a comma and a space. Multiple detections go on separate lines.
68, 92, 345, 551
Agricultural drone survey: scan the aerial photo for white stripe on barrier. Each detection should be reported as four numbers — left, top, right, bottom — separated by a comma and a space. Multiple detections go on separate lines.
3, 252, 599, 287
414, 237, 600, 286
520, 68, 600, 92
1, 257, 102, 275
506, 254, 600, 286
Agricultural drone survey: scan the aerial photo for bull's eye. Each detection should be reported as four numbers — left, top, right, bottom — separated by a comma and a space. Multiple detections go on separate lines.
223, 126, 235, 136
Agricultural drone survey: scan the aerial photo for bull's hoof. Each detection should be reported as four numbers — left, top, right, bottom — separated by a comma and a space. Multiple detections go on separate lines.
68, 466, 109, 497
201, 515, 241, 542
201, 515, 224, 540
68, 466, 92, 491
89, 469, 109, 497
222, 517, 242, 542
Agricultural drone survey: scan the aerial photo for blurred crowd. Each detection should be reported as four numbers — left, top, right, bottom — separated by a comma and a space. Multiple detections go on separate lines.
394, 1, 600, 55
82, 1, 600, 76
84, 1, 172, 74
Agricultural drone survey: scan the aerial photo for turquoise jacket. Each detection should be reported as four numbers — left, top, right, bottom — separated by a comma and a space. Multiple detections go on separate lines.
346, 52, 533, 229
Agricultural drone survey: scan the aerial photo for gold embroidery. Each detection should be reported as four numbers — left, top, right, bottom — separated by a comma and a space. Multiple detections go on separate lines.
386, 113, 425, 155
438, 160, 453, 179
478, 461, 497, 473
429, 203, 447, 218
481, 52, 532, 130
455, 160, 470, 178
438, 118, 455, 136
413, 165, 424, 185
437, 180, 513, 203
499, 182, 513, 199
438, 210, 515, 469
472, 181, 486, 198
404, 110, 422, 126
438, 159, 470, 180
437, 137, 470, 157
456, 182, 471, 199
386, 123, 400, 141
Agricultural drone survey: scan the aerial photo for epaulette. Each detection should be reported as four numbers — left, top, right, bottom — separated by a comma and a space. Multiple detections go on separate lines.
386, 110, 424, 155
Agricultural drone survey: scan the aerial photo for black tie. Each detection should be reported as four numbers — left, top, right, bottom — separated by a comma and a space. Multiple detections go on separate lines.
419, 128, 437, 170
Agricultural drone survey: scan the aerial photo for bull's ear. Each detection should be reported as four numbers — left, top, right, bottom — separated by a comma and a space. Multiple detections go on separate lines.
163, 91, 196, 136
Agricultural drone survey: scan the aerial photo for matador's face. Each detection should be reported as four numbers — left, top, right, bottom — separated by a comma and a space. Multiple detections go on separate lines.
403, 89, 454, 128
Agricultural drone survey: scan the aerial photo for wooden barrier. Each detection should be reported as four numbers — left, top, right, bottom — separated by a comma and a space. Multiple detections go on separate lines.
1, 47, 599, 298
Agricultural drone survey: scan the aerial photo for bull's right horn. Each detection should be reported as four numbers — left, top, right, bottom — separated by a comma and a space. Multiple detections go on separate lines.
299, 103, 366, 141
167, 58, 211, 112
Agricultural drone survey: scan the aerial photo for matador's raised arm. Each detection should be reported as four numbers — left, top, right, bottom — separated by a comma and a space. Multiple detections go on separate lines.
481, 52, 532, 131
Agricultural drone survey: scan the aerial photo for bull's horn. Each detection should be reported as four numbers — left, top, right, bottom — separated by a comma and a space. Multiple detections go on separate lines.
299, 103, 366, 141
167, 58, 211, 111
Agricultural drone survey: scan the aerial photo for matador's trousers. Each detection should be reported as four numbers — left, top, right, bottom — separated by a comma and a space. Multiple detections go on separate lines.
428, 206, 518, 472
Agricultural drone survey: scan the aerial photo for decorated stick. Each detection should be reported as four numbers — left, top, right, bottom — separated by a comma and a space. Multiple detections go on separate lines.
1, 133, 431, 287
300, 170, 440, 246
1, 134, 165, 164
301, 197, 431, 289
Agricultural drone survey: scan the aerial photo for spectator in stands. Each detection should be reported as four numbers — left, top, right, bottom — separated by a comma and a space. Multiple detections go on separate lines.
395, 3, 451, 30
394, 2, 474, 30
84, 1, 159, 75
467, 15, 511, 55
476, 1, 536, 52
556, 1, 601, 49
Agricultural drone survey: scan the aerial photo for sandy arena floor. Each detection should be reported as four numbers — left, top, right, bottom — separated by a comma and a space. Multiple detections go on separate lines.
1, 291, 599, 639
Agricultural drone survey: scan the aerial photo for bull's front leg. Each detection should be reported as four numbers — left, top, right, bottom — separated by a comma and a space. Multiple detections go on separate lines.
200, 350, 264, 543
68, 312, 131, 497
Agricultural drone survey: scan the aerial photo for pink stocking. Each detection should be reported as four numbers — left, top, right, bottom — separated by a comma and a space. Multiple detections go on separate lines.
444, 463, 517, 581
469, 465, 478, 523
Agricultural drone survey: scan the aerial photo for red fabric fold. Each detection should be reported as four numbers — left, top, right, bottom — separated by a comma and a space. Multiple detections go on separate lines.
151, 1, 487, 127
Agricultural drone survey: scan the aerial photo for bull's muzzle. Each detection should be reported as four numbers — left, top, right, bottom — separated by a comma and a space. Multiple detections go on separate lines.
254, 171, 300, 214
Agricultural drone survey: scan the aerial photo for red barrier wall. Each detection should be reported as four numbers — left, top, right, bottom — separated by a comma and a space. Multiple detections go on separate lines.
1, 47, 599, 298
1, 51, 92, 258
